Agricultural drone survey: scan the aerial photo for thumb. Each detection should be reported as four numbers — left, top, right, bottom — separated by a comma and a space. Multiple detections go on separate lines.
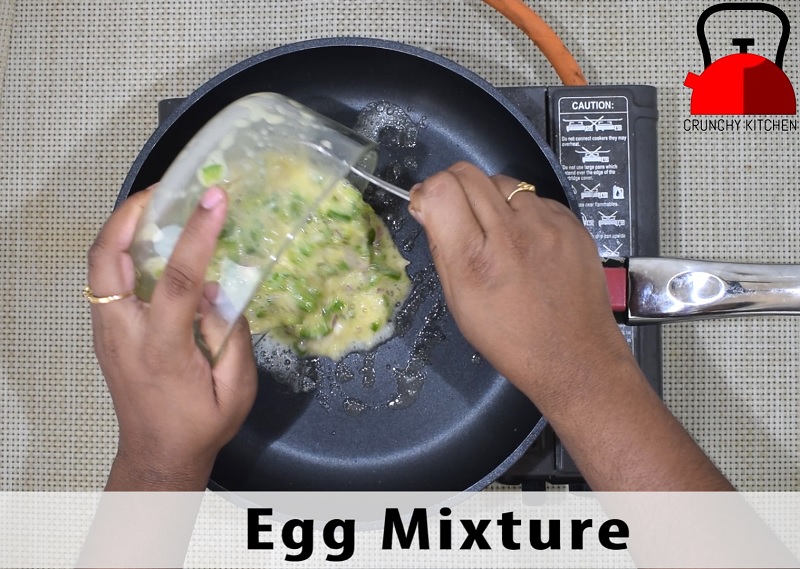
408, 170, 484, 274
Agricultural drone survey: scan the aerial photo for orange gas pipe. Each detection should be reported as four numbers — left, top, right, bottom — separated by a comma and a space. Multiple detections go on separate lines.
481, 0, 587, 86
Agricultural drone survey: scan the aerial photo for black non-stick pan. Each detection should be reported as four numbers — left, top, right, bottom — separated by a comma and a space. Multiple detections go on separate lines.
118, 37, 574, 491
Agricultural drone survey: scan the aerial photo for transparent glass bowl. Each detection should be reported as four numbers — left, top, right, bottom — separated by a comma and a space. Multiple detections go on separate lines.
130, 93, 379, 361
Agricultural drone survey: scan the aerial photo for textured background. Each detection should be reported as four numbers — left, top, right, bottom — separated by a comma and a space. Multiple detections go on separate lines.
1, 0, 798, 491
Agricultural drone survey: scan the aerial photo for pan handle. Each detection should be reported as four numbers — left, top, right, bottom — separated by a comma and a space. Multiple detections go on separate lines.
624, 258, 800, 324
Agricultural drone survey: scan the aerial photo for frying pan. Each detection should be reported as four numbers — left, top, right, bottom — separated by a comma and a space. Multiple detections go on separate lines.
118, 37, 571, 491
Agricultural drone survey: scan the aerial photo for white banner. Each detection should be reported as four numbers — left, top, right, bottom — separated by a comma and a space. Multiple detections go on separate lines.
1, 491, 798, 568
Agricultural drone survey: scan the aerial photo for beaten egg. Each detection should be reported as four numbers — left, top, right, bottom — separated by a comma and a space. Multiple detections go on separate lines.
209, 152, 411, 360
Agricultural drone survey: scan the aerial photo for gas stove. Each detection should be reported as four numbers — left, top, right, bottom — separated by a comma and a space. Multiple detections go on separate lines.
157, 84, 661, 491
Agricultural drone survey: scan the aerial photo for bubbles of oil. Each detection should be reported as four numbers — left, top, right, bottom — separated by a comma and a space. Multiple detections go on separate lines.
335, 361, 355, 383
342, 397, 370, 416
354, 100, 422, 197
401, 226, 423, 253
315, 387, 331, 410
360, 351, 377, 388
254, 335, 321, 394
311, 359, 351, 413
362, 185, 385, 205
384, 162, 405, 185
387, 371, 425, 410
355, 101, 419, 149
386, 298, 448, 410
394, 265, 439, 337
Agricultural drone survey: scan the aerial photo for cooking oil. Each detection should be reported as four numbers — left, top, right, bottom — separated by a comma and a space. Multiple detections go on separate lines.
355, 100, 421, 194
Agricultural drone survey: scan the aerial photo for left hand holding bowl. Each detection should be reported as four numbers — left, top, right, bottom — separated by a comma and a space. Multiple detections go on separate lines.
87, 186, 257, 491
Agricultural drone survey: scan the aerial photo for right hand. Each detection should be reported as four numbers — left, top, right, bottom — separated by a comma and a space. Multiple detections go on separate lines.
408, 162, 635, 402
410, 163, 737, 494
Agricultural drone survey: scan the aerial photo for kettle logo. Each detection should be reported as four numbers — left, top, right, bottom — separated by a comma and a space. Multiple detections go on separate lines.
684, 2, 796, 115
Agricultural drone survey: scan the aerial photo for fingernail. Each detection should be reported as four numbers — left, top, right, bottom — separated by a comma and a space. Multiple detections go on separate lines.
200, 186, 224, 210
410, 183, 422, 193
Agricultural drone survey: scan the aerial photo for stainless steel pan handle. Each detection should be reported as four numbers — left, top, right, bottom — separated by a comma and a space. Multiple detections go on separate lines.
626, 258, 800, 323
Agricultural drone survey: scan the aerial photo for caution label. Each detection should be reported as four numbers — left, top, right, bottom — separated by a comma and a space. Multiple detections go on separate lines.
557, 96, 633, 258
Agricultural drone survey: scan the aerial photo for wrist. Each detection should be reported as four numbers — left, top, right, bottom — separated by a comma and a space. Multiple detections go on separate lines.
106, 445, 214, 492
516, 343, 645, 416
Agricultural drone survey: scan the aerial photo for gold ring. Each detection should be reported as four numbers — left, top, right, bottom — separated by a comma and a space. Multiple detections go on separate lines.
506, 182, 537, 203
83, 286, 134, 305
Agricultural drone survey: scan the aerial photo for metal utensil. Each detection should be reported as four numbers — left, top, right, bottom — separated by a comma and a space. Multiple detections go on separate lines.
351, 166, 411, 201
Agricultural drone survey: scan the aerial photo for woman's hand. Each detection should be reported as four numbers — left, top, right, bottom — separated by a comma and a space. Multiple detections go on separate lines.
87, 186, 257, 491
410, 162, 733, 492
408, 162, 633, 403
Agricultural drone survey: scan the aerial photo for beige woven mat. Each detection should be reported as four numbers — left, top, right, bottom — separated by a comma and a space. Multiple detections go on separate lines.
1, 0, 798, 491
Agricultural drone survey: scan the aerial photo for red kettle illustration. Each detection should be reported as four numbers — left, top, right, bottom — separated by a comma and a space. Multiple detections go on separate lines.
684, 2, 796, 115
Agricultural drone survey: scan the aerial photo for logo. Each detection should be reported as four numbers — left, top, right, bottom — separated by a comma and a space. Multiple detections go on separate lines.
684, 2, 796, 115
